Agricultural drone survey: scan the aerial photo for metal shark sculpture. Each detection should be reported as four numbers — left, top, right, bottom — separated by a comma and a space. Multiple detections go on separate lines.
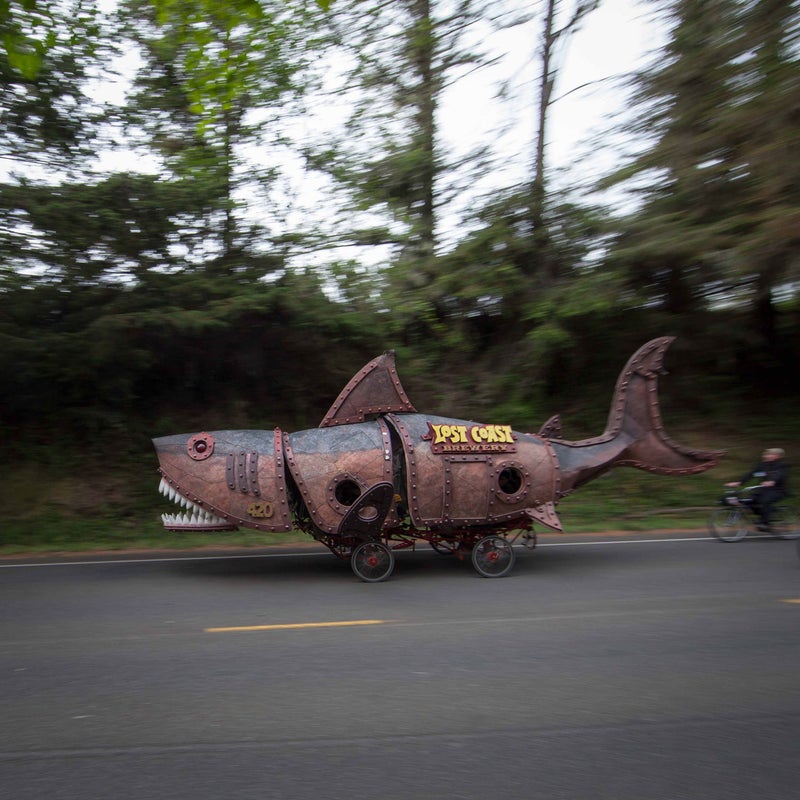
153, 337, 722, 581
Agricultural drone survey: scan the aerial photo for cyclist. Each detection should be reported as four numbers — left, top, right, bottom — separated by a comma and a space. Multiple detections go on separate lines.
725, 448, 789, 531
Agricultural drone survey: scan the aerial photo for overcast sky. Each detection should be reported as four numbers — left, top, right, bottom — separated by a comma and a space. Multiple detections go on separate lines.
438, 0, 665, 209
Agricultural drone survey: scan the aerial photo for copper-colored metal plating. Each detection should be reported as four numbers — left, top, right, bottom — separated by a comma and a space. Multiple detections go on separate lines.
153, 339, 724, 580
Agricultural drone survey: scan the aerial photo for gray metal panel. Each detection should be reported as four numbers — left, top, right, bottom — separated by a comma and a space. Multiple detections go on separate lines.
285, 420, 394, 535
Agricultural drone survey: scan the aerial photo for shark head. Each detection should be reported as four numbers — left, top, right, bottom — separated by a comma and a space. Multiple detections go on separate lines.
153, 428, 295, 533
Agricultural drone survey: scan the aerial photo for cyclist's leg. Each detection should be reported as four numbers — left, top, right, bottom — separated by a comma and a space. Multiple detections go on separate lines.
758, 488, 781, 530
749, 487, 769, 529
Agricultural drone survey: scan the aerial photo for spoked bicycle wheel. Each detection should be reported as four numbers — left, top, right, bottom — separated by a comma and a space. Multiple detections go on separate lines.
770, 505, 800, 540
709, 507, 748, 542
471, 535, 516, 577
351, 541, 395, 582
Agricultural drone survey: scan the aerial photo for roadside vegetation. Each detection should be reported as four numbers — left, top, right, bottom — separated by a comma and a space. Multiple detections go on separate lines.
3, 402, 797, 555
2, 2, 797, 554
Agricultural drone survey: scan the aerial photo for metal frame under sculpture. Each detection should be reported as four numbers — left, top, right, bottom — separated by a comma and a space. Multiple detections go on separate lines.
153, 337, 723, 581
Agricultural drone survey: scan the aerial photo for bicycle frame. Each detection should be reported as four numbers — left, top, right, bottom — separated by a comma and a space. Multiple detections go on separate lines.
710, 486, 799, 542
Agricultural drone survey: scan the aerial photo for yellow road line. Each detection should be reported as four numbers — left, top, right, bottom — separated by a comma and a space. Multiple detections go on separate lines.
781, 599, 800, 605
205, 619, 386, 633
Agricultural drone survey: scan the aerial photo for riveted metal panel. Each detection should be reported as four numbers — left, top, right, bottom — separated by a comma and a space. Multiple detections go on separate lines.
320, 352, 416, 428
443, 455, 490, 523
226, 450, 260, 496
285, 419, 395, 535
486, 436, 560, 523
155, 428, 293, 532
386, 413, 561, 528
385, 413, 445, 525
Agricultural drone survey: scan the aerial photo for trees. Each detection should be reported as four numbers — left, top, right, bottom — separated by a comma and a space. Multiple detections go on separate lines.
0, 2, 100, 165
301, 0, 496, 343
1, 1, 108, 291
117, 0, 318, 279
0, 0, 332, 74
3, 0, 799, 459
528, 0, 598, 281
304, 1, 613, 367
0, 1, 376, 444
401, 0, 617, 404
1, 1, 89, 78
722, 0, 800, 353
605, 0, 800, 364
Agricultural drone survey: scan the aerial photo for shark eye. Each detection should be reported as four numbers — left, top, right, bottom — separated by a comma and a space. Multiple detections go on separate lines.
188, 432, 214, 461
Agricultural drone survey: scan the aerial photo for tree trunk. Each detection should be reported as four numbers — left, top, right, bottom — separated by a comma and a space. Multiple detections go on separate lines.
529, 0, 557, 278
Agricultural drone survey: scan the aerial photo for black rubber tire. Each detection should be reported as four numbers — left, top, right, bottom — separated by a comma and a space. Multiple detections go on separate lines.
471, 535, 516, 577
351, 541, 395, 582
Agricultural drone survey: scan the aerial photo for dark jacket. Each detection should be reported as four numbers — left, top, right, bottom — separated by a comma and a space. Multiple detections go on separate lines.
740, 460, 789, 494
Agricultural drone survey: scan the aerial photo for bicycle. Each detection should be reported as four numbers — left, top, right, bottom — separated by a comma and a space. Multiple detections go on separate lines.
709, 485, 800, 542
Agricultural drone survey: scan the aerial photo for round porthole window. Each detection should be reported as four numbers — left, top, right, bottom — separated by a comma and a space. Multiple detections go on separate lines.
334, 478, 362, 507
496, 464, 528, 503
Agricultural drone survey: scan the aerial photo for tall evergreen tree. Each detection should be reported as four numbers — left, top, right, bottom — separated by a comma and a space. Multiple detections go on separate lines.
117, 0, 318, 279
604, 0, 799, 355
0, 0, 107, 288
720, 0, 800, 351
303, 0, 493, 343
527, 0, 598, 282
409, 0, 614, 392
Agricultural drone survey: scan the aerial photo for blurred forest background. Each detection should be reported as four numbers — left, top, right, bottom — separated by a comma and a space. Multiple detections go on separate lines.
1, 0, 798, 548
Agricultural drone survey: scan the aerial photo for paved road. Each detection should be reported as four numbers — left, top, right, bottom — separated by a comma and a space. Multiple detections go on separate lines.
1, 533, 799, 799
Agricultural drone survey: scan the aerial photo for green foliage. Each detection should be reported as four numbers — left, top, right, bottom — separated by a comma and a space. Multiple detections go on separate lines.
2, 0, 800, 556
1, 1, 68, 79
0, 266, 382, 460
126, 0, 314, 134
1, 0, 102, 165
5, 407, 797, 554
303, 0, 495, 325
604, 0, 800, 354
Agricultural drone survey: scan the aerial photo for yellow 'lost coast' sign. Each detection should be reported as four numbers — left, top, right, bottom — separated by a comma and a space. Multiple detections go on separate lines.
425, 422, 517, 454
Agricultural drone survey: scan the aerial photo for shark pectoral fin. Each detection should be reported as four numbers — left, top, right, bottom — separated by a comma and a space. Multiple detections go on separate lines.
525, 503, 563, 533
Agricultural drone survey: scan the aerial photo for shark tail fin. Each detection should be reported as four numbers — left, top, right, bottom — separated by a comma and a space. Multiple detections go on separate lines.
604, 336, 723, 475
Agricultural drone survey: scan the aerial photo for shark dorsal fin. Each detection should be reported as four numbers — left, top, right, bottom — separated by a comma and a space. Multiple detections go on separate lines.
320, 351, 417, 428
538, 414, 562, 439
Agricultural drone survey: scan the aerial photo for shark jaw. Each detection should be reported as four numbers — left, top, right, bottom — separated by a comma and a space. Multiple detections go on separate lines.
158, 477, 238, 531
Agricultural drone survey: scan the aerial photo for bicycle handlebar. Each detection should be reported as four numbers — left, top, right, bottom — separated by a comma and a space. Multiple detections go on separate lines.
720, 485, 761, 506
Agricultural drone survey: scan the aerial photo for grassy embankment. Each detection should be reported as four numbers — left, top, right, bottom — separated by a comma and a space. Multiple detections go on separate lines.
1, 411, 796, 555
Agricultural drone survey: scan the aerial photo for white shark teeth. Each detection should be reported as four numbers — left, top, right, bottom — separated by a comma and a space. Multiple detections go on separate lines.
160, 511, 232, 529
158, 478, 233, 530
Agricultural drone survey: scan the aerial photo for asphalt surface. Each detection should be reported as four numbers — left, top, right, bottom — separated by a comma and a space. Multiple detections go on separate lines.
1, 532, 799, 799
